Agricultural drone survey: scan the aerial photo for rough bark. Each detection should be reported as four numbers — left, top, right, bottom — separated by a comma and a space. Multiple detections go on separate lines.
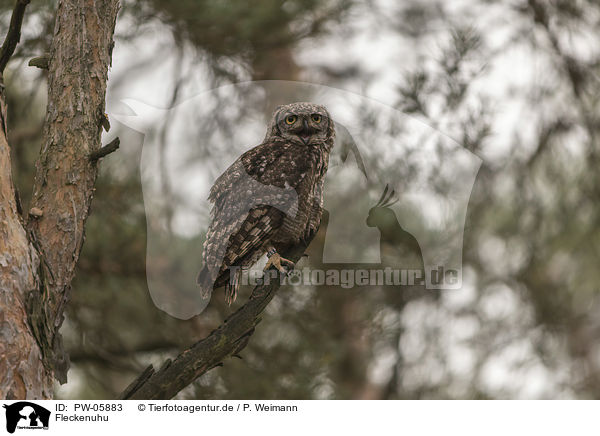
25, 0, 120, 385
119, 242, 310, 400
0, 76, 52, 400
0, 0, 120, 398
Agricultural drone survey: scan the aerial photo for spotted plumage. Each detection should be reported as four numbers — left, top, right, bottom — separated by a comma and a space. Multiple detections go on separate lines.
197, 102, 335, 303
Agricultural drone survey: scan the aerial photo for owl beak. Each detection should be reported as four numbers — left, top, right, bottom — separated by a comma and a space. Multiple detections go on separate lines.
299, 133, 311, 145
299, 119, 311, 144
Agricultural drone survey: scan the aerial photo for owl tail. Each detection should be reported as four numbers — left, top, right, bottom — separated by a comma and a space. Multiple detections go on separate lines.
197, 266, 241, 305
224, 268, 241, 305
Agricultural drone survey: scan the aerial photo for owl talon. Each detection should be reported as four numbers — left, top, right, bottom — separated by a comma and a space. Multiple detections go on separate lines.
264, 252, 294, 273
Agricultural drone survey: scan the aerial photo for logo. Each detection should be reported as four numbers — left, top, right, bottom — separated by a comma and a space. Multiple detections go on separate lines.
112, 80, 481, 318
3, 402, 50, 434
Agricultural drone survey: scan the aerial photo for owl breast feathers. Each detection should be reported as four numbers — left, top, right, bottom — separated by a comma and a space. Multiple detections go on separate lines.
197, 102, 335, 304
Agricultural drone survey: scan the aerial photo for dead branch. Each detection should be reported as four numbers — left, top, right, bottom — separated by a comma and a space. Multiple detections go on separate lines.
28, 54, 50, 70
89, 137, 120, 161
119, 242, 309, 400
0, 0, 30, 73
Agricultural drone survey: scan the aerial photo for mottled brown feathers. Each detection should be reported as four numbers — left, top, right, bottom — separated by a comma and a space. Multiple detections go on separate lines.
198, 102, 335, 304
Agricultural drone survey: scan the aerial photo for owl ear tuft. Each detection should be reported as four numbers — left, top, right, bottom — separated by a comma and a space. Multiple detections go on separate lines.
326, 114, 336, 142
264, 106, 284, 141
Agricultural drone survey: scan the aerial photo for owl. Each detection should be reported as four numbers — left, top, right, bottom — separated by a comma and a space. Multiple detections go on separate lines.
197, 102, 335, 304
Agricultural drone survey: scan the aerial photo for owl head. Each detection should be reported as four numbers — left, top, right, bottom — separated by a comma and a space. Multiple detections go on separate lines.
366, 184, 399, 228
266, 102, 335, 147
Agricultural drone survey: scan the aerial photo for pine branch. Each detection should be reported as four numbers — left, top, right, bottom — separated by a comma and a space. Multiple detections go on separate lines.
0, 0, 30, 73
118, 241, 310, 400
89, 137, 120, 161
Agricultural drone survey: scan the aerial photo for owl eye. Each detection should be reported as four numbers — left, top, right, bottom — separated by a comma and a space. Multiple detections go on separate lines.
285, 115, 297, 125
311, 114, 322, 123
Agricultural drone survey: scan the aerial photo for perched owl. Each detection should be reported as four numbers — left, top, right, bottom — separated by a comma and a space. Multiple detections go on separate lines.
197, 102, 335, 304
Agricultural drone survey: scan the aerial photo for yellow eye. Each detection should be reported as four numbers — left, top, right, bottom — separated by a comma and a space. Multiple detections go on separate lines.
285, 115, 297, 125
311, 114, 322, 123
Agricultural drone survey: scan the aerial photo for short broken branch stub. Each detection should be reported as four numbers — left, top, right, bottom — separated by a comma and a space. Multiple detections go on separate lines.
89, 137, 120, 161
28, 54, 50, 70
28, 207, 43, 218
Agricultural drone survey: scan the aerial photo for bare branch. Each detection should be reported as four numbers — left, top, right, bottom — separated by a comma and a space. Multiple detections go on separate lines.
119, 241, 310, 400
28, 54, 50, 70
119, 365, 156, 400
0, 0, 30, 73
89, 137, 120, 161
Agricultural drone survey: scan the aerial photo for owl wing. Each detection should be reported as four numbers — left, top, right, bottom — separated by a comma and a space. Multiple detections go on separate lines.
208, 139, 289, 206
217, 205, 285, 274
306, 175, 325, 241
199, 140, 313, 301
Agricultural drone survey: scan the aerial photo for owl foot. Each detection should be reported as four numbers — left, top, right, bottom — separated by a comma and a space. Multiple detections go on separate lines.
264, 249, 295, 273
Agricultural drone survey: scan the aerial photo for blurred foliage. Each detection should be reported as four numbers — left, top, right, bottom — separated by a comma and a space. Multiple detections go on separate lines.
2, 0, 600, 399
135, 0, 352, 78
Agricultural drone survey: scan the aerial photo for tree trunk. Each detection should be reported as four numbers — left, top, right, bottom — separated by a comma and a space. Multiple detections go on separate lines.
0, 0, 119, 399
0, 81, 51, 399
